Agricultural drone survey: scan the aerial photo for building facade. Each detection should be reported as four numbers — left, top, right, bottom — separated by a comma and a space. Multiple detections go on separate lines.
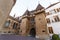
2, 1, 60, 39
45, 2, 60, 37
19, 4, 49, 39
1, 16, 20, 34
0, 0, 16, 33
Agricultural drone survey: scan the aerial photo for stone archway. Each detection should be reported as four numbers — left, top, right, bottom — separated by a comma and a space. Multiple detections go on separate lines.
29, 28, 36, 37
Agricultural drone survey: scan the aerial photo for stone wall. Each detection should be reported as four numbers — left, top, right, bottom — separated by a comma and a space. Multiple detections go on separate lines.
0, 0, 15, 33
35, 11, 49, 38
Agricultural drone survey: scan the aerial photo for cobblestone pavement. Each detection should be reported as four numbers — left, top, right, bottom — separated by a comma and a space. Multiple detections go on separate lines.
0, 34, 40, 40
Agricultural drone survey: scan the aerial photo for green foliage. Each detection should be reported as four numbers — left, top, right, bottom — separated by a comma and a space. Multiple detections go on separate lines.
52, 34, 60, 40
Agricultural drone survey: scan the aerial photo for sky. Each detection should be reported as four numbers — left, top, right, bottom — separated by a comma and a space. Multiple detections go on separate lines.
10, 0, 59, 17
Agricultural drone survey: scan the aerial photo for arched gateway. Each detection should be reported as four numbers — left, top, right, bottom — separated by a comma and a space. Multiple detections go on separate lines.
29, 28, 36, 37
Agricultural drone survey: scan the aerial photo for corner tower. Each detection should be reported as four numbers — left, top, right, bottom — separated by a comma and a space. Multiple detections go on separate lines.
20, 10, 30, 36
34, 4, 49, 39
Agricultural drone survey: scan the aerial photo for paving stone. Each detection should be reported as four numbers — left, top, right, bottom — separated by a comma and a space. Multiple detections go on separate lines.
0, 34, 40, 40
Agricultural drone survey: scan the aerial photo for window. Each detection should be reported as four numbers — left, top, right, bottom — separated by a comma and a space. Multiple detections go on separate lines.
30, 18, 35, 22
42, 30, 45, 32
54, 16, 60, 22
46, 18, 51, 23
46, 12, 50, 16
30, 17, 35, 24
54, 17, 58, 22
56, 16, 60, 21
59, 8, 60, 12
48, 27, 53, 34
8, 31, 11, 33
57, 8, 59, 12
54, 8, 60, 13
48, 12, 50, 15
4, 20, 10, 27
54, 9, 56, 13
54, 9, 58, 13
52, 20, 54, 23
13, 23, 18, 29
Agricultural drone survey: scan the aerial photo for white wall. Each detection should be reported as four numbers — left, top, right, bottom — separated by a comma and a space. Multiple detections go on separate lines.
46, 2, 60, 34
51, 22, 60, 34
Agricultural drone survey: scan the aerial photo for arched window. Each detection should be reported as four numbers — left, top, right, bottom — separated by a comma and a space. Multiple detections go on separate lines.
4, 20, 10, 27
13, 23, 18, 29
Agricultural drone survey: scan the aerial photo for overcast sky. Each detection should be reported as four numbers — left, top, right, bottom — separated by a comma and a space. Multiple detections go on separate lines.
10, 0, 59, 17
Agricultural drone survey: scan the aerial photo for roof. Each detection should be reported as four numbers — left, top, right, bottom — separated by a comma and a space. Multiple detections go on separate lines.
23, 9, 30, 16
36, 4, 44, 10
46, 2, 60, 9
8, 16, 19, 22
22, 4, 44, 16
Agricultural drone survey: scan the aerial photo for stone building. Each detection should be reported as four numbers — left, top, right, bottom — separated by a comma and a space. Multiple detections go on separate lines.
0, 0, 16, 34
2, 16, 20, 34
20, 4, 49, 39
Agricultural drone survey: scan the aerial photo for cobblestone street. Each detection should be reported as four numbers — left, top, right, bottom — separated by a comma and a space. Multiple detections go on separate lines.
0, 34, 40, 40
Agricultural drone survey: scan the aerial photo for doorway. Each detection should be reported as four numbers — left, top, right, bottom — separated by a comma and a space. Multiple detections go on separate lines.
29, 28, 36, 37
